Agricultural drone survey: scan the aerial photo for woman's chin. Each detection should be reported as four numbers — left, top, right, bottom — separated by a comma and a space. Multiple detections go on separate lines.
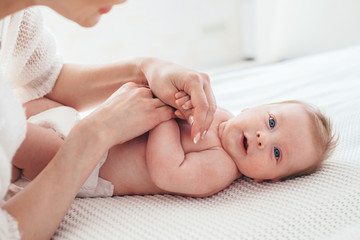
77, 16, 101, 28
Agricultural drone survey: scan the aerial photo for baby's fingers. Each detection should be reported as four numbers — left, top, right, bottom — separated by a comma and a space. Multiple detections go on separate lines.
175, 91, 188, 99
175, 95, 190, 107
174, 91, 193, 122
174, 110, 186, 120
181, 100, 193, 110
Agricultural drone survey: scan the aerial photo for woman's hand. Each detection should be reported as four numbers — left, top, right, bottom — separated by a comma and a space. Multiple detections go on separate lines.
85, 82, 175, 148
139, 58, 217, 143
48, 58, 216, 144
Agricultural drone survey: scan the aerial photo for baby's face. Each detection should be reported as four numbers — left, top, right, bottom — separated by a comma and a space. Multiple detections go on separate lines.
219, 103, 319, 182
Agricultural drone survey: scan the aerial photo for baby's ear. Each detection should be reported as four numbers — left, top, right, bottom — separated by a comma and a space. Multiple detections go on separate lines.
253, 179, 263, 183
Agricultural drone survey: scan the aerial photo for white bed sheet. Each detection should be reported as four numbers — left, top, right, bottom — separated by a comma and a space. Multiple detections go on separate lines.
212, 45, 360, 165
52, 45, 360, 240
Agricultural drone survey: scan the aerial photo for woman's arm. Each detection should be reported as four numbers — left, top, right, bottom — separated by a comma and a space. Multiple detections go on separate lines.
2, 119, 107, 240
146, 120, 239, 197
139, 58, 217, 143
46, 58, 146, 111
46, 57, 216, 143
2, 83, 174, 240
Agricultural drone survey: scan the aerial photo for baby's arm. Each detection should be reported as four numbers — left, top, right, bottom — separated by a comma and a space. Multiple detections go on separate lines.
146, 119, 239, 197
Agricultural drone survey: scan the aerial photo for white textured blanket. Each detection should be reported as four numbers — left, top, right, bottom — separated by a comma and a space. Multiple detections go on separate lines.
53, 45, 360, 240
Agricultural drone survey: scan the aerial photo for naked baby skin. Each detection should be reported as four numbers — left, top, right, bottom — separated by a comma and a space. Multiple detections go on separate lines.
99, 103, 319, 197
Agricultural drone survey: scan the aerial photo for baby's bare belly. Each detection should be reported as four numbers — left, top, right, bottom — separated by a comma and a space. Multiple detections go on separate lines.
99, 133, 166, 195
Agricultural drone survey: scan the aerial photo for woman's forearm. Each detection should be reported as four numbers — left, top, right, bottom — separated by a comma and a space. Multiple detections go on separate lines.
2, 120, 109, 240
46, 58, 147, 111
2, 79, 173, 239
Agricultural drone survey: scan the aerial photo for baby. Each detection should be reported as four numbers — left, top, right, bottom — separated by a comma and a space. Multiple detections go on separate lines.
12, 92, 337, 198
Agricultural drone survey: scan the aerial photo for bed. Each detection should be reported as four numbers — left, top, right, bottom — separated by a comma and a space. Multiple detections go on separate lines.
52, 45, 360, 240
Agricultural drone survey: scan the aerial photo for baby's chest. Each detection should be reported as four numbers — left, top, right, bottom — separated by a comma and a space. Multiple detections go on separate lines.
177, 120, 221, 153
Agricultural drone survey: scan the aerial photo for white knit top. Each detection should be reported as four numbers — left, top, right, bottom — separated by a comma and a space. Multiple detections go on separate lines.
0, 7, 63, 103
0, 7, 63, 239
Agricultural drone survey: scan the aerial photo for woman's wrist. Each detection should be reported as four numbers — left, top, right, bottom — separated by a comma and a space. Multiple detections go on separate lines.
132, 57, 148, 85
71, 117, 111, 152
136, 57, 160, 85
137, 57, 177, 87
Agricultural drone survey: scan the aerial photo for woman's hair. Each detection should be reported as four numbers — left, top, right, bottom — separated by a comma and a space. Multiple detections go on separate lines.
276, 100, 338, 180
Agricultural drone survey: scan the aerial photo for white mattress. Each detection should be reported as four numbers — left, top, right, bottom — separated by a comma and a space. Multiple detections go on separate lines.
52, 45, 360, 240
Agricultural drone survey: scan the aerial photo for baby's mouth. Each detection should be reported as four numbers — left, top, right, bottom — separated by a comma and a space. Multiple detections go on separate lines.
243, 136, 248, 153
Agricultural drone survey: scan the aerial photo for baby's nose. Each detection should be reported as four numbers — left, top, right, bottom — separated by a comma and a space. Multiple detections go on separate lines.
256, 131, 266, 150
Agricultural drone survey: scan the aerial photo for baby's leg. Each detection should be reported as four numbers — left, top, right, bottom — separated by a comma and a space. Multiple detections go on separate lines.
11, 98, 64, 182
23, 97, 64, 119
12, 122, 63, 182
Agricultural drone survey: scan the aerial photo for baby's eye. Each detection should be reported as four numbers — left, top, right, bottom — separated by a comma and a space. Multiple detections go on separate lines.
274, 147, 281, 160
269, 117, 276, 128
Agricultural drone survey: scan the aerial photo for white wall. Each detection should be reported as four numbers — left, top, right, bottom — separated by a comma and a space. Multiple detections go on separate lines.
41, 0, 243, 69
42, 0, 360, 68
243, 0, 360, 63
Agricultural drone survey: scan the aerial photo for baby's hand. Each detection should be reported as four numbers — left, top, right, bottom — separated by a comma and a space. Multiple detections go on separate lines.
174, 91, 193, 122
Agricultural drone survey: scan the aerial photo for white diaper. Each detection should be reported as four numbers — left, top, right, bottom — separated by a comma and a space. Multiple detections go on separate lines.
9, 106, 115, 198
27, 106, 80, 139
77, 151, 114, 198
8, 151, 114, 199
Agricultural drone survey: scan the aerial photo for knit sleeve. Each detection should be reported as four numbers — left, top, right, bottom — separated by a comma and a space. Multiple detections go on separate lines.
0, 64, 28, 240
0, 208, 21, 240
0, 145, 20, 240
0, 7, 63, 103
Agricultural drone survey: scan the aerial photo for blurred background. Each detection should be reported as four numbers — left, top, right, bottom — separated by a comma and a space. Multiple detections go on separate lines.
41, 0, 360, 70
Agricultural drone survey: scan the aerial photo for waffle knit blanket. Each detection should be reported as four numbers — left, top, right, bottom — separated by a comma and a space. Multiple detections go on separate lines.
53, 45, 360, 240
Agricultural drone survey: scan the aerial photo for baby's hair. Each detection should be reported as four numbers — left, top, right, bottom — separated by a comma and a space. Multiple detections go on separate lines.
275, 100, 338, 179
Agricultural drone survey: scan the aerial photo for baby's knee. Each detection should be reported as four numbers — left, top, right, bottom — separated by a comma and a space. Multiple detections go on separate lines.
23, 97, 64, 119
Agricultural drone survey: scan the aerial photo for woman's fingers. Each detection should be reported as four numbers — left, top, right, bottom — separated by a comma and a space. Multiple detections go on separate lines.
142, 58, 217, 143
174, 76, 215, 143
185, 74, 212, 142
201, 83, 217, 137
91, 83, 175, 146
